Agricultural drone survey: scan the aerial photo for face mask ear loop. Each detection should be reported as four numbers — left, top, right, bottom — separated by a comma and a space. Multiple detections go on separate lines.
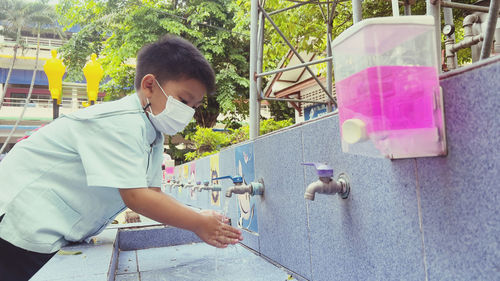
155, 79, 170, 100
143, 98, 152, 112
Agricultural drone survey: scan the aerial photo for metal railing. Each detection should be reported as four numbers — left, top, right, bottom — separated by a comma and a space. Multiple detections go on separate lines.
1, 97, 101, 109
248, 0, 500, 139
1, 36, 66, 49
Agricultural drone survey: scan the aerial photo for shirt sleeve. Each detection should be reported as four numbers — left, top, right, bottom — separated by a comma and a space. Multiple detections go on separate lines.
147, 137, 164, 188
73, 115, 150, 189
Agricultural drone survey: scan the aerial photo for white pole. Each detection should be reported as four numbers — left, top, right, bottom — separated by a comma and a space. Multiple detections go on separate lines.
249, 0, 259, 140
392, 0, 400, 16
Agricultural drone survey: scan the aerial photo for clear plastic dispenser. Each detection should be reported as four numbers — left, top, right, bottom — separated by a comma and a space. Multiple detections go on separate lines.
331, 16, 447, 159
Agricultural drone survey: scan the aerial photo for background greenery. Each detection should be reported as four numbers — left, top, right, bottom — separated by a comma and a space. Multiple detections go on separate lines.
1, 0, 480, 162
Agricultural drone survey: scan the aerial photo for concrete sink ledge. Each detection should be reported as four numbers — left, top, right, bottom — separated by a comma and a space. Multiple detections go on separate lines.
31, 223, 295, 281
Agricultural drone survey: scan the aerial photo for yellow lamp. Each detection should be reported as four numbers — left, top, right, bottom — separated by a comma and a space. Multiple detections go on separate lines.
43, 50, 66, 119
82, 53, 104, 107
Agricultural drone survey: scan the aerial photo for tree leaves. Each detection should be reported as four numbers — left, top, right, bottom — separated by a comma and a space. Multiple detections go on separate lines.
56, 0, 250, 124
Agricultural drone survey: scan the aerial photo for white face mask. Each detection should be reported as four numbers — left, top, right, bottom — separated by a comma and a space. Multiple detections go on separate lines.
146, 79, 195, 135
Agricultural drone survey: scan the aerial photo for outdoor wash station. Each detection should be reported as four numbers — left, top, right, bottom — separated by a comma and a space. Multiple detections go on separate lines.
33, 0, 499, 280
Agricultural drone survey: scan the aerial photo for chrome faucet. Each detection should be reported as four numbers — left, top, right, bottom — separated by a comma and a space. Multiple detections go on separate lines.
171, 179, 184, 189
192, 181, 203, 192
213, 176, 265, 198
302, 163, 350, 200
184, 180, 195, 189
198, 180, 222, 192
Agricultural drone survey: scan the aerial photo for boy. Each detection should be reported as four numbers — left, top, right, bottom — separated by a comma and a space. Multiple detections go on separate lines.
0, 35, 243, 280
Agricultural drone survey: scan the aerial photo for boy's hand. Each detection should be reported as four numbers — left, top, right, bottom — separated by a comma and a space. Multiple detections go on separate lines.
194, 210, 243, 248
119, 188, 243, 248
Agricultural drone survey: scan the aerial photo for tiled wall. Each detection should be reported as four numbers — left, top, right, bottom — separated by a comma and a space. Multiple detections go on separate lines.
169, 56, 500, 281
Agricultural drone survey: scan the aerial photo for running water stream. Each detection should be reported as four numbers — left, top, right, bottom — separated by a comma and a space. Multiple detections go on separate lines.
214, 199, 232, 272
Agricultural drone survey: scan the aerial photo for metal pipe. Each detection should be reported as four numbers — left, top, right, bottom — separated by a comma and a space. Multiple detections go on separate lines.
443, 0, 457, 69
480, 0, 500, 60
427, 0, 442, 73
256, 57, 333, 77
352, 0, 362, 23
463, 14, 482, 61
249, 0, 259, 140
53, 98, 59, 119
404, 0, 412, 15
450, 34, 484, 53
440, 1, 500, 14
260, 6, 337, 106
392, 0, 400, 16
268, 1, 310, 15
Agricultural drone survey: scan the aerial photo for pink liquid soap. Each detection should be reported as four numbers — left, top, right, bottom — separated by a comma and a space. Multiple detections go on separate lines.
336, 65, 445, 157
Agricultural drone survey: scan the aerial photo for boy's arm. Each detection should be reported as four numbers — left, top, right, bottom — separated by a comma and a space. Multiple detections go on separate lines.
119, 188, 243, 248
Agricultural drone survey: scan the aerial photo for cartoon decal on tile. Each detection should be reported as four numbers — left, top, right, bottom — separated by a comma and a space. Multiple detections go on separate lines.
189, 162, 197, 201
162, 157, 175, 192
210, 154, 221, 206
235, 143, 258, 233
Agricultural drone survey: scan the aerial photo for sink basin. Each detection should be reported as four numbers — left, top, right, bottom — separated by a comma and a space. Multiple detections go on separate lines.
32, 224, 295, 281
116, 243, 292, 281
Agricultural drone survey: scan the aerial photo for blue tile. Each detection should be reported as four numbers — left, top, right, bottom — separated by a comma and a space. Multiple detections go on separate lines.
32, 243, 114, 280
118, 226, 201, 251
254, 127, 312, 279
239, 230, 259, 252
194, 156, 211, 210
302, 115, 424, 281
117, 250, 138, 274
417, 57, 500, 281
136, 242, 216, 272
220, 144, 260, 252
114, 273, 140, 281
32, 229, 117, 281
48, 273, 109, 281
109, 234, 120, 281
219, 148, 236, 214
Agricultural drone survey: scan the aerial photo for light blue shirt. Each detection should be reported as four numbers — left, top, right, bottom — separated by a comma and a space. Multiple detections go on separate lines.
0, 93, 164, 253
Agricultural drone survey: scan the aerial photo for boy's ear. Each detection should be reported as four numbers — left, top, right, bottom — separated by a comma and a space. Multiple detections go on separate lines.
141, 74, 155, 99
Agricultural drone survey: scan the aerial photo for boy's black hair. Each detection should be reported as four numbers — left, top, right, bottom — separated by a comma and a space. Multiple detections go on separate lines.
135, 35, 215, 94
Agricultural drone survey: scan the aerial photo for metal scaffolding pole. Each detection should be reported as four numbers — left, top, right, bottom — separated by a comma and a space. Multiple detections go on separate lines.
404, 0, 412, 15
443, 0, 457, 68
427, 0, 442, 73
260, 5, 336, 105
440, 0, 500, 14
255, 7, 265, 135
260, 91, 330, 104
392, 0, 400, 16
269, 1, 311, 15
326, 2, 335, 112
256, 56, 333, 77
249, 0, 259, 140
352, 0, 362, 23
480, 0, 500, 60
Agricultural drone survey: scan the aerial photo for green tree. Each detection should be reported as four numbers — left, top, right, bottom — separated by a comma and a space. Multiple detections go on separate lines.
184, 118, 292, 161
56, 0, 250, 127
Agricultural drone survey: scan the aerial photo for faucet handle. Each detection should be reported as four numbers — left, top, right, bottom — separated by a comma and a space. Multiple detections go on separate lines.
302, 162, 334, 178
212, 175, 243, 184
